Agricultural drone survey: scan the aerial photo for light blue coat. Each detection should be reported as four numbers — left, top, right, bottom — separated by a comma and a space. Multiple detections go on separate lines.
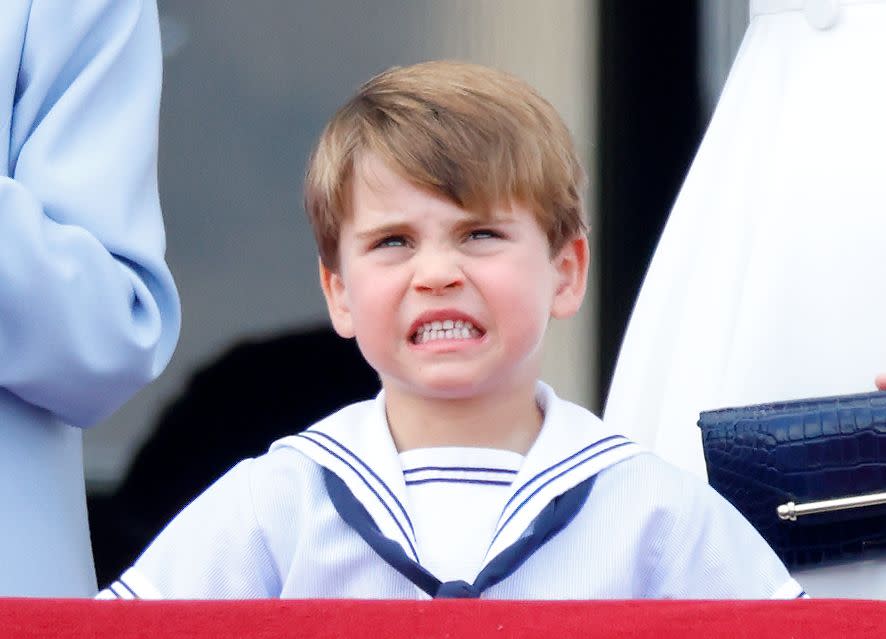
1, 0, 180, 596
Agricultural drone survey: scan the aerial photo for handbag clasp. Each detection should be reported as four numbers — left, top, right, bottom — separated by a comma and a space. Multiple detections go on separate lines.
777, 491, 886, 521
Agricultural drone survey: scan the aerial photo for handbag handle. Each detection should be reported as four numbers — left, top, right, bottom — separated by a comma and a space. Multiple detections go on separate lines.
777, 491, 886, 521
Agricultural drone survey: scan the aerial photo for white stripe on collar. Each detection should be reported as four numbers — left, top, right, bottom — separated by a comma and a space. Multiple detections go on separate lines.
272, 382, 642, 569
113, 567, 163, 599
483, 383, 642, 562
273, 394, 420, 563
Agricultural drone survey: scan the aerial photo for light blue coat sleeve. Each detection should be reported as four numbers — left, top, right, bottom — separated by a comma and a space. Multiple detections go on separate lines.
1, 0, 181, 427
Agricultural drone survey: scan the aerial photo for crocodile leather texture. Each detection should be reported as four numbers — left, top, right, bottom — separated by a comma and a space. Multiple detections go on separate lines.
699, 391, 886, 568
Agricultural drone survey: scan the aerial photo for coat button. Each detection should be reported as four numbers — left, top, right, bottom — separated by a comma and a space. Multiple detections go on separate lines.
804, 0, 840, 30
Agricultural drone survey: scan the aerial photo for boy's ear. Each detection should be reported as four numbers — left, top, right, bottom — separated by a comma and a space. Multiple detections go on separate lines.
550, 234, 589, 320
319, 258, 356, 338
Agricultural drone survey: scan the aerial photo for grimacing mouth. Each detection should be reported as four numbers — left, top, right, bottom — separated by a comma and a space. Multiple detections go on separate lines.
410, 319, 484, 344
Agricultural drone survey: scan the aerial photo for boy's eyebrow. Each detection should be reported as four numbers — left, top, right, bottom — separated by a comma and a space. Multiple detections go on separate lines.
353, 212, 517, 240
452, 212, 519, 231
462, 213, 516, 226
353, 222, 413, 240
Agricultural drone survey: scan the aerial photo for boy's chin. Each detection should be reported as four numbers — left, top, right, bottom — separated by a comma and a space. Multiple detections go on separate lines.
391, 381, 478, 401
388, 375, 527, 402
418, 385, 485, 401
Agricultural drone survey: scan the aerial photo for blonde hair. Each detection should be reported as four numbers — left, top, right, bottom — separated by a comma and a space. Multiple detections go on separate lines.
304, 60, 587, 270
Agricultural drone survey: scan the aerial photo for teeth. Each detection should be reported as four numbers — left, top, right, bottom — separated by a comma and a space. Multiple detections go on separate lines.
413, 320, 482, 343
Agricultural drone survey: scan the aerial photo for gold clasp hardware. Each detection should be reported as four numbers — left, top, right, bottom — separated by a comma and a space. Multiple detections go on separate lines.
777, 491, 886, 521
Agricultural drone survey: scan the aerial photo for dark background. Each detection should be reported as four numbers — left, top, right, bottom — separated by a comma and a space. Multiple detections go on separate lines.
596, 0, 703, 407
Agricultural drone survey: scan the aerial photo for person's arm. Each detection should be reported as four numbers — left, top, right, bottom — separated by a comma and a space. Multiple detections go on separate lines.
97, 458, 282, 599
1, 0, 180, 427
647, 470, 804, 599
876, 375, 886, 391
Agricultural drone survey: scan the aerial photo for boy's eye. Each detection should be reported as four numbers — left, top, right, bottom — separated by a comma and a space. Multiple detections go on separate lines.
373, 235, 408, 249
467, 228, 501, 241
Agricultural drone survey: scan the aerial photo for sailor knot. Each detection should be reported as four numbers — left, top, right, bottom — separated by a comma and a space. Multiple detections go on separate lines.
435, 580, 481, 598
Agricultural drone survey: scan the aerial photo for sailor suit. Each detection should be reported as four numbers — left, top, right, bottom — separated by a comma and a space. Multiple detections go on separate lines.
99, 383, 802, 600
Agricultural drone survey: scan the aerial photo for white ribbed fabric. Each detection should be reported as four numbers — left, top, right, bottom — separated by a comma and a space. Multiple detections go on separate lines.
399, 447, 522, 582
604, 0, 886, 598
101, 384, 801, 599
99, 384, 800, 600
99, 452, 800, 600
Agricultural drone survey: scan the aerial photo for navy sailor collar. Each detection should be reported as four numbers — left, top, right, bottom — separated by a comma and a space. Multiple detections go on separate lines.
273, 382, 642, 568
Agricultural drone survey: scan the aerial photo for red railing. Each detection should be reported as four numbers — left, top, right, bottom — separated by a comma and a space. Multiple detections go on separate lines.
2, 598, 884, 638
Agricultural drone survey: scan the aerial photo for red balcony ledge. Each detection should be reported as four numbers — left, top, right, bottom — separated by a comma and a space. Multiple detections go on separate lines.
2, 598, 884, 638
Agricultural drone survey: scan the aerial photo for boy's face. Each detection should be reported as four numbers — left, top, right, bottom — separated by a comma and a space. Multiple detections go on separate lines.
320, 154, 588, 403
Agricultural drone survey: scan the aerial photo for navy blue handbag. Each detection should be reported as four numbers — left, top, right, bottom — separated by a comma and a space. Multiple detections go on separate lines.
699, 391, 886, 568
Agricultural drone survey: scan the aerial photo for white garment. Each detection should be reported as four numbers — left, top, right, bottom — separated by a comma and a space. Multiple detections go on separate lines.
400, 447, 522, 582
604, 0, 886, 598
99, 383, 801, 600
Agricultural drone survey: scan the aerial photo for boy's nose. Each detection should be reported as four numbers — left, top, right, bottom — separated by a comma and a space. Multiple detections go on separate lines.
412, 249, 463, 294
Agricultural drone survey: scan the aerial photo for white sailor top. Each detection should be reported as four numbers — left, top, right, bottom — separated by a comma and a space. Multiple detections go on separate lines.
100, 383, 803, 600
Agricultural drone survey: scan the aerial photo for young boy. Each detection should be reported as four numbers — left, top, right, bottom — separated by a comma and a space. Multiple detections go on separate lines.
99, 61, 803, 600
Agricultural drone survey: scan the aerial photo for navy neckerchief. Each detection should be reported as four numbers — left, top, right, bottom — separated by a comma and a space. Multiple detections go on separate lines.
275, 383, 642, 566
323, 467, 595, 598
